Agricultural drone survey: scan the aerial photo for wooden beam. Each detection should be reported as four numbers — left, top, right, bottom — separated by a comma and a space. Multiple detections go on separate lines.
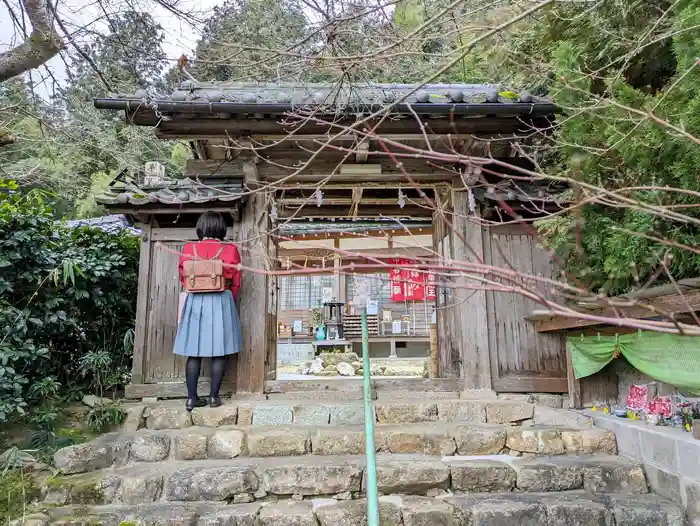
492, 376, 569, 393
277, 246, 434, 259
139, 114, 553, 138
533, 289, 700, 332
242, 160, 259, 188
277, 204, 432, 219
276, 227, 433, 242
110, 204, 243, 215
356, 139, 369, 163
186, 157, 461, 183
279, 197, 427, 206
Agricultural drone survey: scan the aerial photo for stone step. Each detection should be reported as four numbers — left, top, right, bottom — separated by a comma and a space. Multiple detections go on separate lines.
35, 491, 684, 525
53, 424, 617, 474
45, 453, 649, 507
136, 399, 591, 431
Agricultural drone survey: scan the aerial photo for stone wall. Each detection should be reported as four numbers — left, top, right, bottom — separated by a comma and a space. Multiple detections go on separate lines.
588, 410, 700, 524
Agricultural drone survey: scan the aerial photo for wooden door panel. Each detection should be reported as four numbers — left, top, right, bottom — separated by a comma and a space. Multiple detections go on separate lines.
144, 241, 234, 392
484, 230, 566, 393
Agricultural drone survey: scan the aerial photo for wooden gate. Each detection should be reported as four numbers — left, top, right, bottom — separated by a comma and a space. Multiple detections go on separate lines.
128, 228, 238, 398
483, 226, 567, 392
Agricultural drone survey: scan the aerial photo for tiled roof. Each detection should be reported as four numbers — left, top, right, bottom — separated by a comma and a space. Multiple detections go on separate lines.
472, 183, 566, 204
94, 82, 555, 117
95, 177, 244, 208
64, 215, 141, 235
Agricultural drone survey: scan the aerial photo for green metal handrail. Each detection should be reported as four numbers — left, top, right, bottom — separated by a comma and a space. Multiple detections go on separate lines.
361, 307, 380, 524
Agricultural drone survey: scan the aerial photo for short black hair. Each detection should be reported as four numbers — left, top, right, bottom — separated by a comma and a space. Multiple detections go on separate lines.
196, 211, 227, 240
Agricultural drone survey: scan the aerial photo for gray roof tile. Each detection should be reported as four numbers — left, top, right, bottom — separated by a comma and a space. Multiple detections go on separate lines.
95, 177, 244, 208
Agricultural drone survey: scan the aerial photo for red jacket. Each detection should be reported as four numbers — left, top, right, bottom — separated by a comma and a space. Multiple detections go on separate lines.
178, 240, 241, 300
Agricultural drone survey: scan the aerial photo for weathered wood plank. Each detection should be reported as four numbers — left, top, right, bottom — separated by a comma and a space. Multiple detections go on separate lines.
236, 190, 269, 393
482, 227, 567, 393
580, 361, 618, 407
534, 289, 700, 332
264, 237, 278, 380
429, 323, 439, 378
145, 241, 185, 383
148, 116, 552, 139
566, 348, 582, 409
185, 159, 245, 178
277, 246, 435, 259
492, 376, 568, 393
113, 204, 244, 216
131, 224, 153, 385
451, 187, 492, 391
433, 209, 458, 377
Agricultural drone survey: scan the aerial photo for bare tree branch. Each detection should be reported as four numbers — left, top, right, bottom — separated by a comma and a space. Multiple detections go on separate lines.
0, 0, 64, 83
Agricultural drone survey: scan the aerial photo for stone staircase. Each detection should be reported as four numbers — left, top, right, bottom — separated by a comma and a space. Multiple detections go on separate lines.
24, 397, 686, 525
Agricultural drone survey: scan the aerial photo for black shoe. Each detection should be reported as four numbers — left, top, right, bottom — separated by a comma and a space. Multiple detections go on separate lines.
186, 397, 207, 412
209, 397, 222, 408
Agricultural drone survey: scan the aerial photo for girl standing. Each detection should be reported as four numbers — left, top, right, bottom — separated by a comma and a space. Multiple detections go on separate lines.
174, 211, 242, 411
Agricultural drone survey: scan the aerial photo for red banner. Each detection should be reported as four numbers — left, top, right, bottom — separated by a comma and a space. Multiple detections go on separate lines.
389, 258, 436, 302
405, 268, 425, 301
389, 259, 404, 301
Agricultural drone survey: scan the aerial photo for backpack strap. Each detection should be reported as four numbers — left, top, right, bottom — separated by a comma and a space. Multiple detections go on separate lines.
213, 245, 226, 260
191, 243, 226, 260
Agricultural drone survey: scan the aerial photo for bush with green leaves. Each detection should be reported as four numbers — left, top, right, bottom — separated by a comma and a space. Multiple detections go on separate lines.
0, 182, 138, 422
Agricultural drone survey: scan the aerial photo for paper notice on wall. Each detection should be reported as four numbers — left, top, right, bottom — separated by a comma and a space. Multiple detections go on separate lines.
321, 286, 334, 303
366, 300, 379, 315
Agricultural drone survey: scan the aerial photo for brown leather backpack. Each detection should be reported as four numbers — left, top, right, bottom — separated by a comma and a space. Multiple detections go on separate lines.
182, 244, 226, 293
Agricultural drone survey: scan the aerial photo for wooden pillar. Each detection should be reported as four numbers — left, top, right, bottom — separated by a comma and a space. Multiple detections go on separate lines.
236, 191, 269, 393
433, 206, 459, 377
429, 323, 439, 378
451, 181, 495, 397
264, 235, 278, 382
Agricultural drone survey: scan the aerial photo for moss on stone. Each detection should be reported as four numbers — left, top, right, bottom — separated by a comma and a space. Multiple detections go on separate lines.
46, 474, 105, 505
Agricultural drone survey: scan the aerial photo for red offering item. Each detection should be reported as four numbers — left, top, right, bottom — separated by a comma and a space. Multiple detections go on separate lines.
626, 384, 649, 412
648, 396, 672, 418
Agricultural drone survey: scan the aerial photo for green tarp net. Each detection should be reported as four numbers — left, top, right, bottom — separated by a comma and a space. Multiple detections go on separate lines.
567, 331, 700, 393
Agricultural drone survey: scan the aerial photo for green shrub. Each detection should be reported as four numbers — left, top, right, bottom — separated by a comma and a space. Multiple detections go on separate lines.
0, 182, 138, 423
0, 468, 40, 521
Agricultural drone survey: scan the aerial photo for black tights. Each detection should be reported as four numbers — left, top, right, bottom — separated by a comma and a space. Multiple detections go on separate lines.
185, 356, 228, 400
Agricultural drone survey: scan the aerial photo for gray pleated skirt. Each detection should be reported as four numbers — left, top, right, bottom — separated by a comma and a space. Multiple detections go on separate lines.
174, 290, 242, 357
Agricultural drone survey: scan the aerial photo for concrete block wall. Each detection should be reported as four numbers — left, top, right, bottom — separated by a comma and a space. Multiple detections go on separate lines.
588, 410, 700, 523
